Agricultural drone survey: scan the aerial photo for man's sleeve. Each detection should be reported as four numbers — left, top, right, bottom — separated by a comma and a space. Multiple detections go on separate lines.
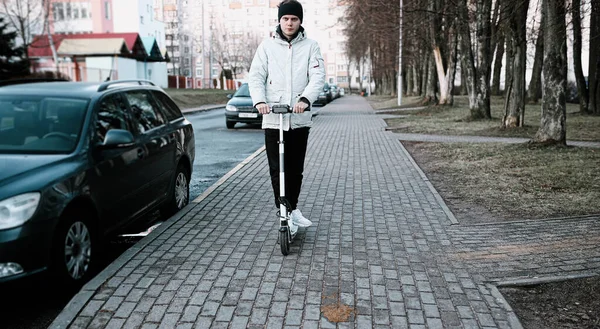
300, 43, 326, 105
248, 42, 268, 107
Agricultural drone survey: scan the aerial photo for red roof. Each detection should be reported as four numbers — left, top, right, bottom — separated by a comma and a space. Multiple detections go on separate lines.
29, 33, 145, 58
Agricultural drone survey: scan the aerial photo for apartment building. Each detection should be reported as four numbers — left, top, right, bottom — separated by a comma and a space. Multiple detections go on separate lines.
156, 0, 349, 88
49, 0, 165, 47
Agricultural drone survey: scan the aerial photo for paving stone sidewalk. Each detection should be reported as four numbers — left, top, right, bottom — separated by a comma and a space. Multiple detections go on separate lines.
51, 96, 599, 329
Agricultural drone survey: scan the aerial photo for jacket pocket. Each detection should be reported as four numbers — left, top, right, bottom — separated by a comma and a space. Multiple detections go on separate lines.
266, 91, 283, 104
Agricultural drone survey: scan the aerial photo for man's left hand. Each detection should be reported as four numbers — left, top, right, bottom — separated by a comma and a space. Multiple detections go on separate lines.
293, 101, 309, 113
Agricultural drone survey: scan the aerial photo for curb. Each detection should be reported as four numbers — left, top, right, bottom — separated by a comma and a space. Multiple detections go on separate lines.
394, 136, 460, 225
48, 146, 265, 329
486, 283, 524, 329
181, 104, 225, 115
493, 272, 599, 288
193, 146, 266, 204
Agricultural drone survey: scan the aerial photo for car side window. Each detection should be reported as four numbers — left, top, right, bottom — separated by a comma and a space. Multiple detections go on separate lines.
123, 90, 166, 133
151, 91, 183, 122
95, 94, 130, 143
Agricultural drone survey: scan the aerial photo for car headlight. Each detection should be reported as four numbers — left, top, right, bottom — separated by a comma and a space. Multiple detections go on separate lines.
226, 105, 238, 112
0, 192, 41, 230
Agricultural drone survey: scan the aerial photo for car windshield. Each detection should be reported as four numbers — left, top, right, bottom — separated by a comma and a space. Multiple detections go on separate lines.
233, 84, 250, 97
0, 95, 89, 154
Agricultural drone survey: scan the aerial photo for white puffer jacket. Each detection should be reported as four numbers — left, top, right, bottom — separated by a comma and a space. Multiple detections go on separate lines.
248, 26, 326, 130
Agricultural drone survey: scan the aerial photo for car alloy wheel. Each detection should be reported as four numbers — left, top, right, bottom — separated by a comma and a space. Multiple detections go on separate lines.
174, 170, 189, 210
63, 221, 92, 280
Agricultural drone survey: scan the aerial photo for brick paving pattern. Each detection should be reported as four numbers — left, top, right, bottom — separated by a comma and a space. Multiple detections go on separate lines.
54, 96, 600, 329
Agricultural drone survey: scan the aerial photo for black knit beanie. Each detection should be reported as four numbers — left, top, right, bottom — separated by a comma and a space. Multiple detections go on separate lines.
278, 0, 303, 23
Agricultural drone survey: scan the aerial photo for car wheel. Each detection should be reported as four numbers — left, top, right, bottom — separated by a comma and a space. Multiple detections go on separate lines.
163, 163, 190, 217
226, 120, 236, 129
51, 208, 95, 286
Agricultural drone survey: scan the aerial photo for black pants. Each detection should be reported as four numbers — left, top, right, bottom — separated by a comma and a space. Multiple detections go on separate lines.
265, 127, 310, 210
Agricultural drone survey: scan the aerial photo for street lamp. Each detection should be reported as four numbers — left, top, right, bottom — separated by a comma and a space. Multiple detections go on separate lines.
397, 0, 403, 106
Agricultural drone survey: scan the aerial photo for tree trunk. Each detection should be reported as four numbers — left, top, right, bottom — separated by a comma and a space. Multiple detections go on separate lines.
424, 55, 437, 104
590, 0, 600, 114
457, 0, 480, 117
504, 36, 514, 97
406, 64, 414, 96
433, 47, 449, 103
504, 0, 529, 128
444, 25, 459, 106
491, 35, 504, 95
527, 12, 544, 104
475, 0, 493, 118
412, 63, 420, 96
533, 0, 567, 145
421, 52, 429, 97
460, 60, 468, 95
572, 0, 589, 113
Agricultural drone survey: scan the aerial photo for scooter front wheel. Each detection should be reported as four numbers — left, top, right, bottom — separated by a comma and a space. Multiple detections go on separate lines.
280, 228, 290, 255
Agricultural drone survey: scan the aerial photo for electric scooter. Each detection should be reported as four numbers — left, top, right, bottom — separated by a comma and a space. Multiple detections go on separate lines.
271, 104, 309, 255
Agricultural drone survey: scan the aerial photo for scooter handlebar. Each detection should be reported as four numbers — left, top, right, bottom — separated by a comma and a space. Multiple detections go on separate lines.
266, 104, 311, 114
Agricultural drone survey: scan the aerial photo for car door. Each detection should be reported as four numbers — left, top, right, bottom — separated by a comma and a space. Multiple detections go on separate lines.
89, 92, 145, 230
123, 89, 176, 214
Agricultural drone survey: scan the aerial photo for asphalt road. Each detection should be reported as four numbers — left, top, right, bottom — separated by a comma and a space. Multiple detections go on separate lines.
1, 108, 265, 329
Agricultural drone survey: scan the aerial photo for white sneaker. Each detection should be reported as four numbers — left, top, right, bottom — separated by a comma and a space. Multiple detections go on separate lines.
289, 221, 298, 236
291, 209, 312, 227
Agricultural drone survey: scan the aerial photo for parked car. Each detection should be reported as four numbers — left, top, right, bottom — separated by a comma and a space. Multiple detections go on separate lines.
323, 82, 333, 102
225, 83, 262, 129
0, 79, 195, 285
315, 82, 332, 106
330, 84, 339, 99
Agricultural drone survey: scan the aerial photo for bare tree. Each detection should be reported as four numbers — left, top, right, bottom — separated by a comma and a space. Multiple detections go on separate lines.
240, 32, 263, 74
0, 0, 44, 61
590, 0, 600, 114
211, 22, 246, 84
533, 0, 567, 145
527, 8, 544, 104
572, 0, 589, 113
428, 0, 458, 105
503, 0, 530, 128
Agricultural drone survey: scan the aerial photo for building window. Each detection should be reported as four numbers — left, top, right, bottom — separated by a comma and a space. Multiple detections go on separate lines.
327, 64, 335, 72
140, 16, 144, 24
184, 47, 189, 53
104, 1, 110, 20
66, 3, 72, 19
196, 68, 203, 76
52, 3, 64, 21
337, 76, 348, 83
73, 5, 80, 19
81, 5, 88, 18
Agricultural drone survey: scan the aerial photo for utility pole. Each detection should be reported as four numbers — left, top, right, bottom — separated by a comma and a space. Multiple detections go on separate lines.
202, 0, 205, 88
397, 0, 403, 106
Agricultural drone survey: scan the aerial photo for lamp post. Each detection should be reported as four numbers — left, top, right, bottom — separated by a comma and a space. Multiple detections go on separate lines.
397, 0, 403, 106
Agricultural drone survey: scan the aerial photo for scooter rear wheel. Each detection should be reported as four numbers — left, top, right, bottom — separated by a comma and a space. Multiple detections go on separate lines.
280, 228, 290, 255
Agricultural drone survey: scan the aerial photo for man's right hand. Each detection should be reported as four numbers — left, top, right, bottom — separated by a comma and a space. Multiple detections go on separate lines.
256, 103, 270, 114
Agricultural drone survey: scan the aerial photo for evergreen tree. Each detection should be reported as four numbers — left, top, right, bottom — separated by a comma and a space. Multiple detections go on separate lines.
0, 17, 30, 80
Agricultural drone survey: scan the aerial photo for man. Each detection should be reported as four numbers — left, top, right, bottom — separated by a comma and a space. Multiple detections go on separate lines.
248, 0, 325, 232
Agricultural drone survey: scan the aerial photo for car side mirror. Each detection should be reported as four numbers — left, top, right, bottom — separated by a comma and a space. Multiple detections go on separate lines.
98, 129, 134, 149
227, 94, 233, 99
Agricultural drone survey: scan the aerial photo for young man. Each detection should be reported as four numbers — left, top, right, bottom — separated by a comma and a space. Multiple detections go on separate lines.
248, 0, 325, 232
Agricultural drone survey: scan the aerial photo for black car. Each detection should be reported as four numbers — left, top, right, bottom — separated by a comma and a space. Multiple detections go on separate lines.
0, 79, 195, 285
225, 83, 262, 129
314, 82, 332, 106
